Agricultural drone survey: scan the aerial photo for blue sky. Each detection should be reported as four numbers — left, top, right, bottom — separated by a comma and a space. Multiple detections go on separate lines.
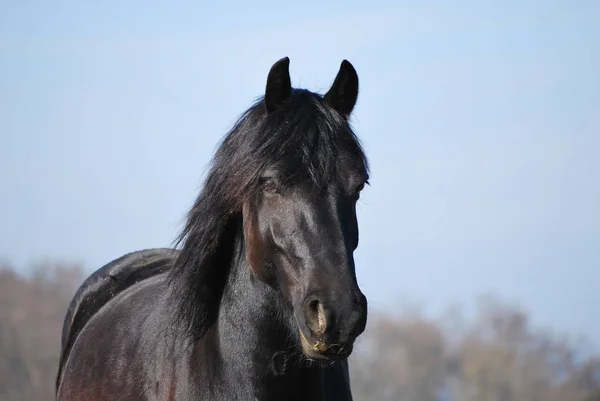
1, 1, 599, 341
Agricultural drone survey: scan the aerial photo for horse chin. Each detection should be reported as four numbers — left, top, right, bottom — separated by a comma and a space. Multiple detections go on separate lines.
298, 329, 353, 362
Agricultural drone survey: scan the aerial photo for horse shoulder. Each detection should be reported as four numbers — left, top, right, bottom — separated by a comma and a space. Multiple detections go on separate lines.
56, 248, 178, 395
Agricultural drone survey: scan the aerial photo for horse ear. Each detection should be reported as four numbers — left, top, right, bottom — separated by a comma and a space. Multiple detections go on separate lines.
264, 57, 292, 113
323, 60, 359, 119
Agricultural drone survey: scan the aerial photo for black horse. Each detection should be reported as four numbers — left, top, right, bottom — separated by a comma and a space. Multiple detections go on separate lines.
56, 57, 370, 401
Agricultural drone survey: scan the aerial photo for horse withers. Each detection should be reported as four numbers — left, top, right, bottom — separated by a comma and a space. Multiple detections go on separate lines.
56, 57, 370, 401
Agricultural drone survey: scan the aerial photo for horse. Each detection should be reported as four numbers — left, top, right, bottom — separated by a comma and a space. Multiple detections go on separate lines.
55, 57, 370, 401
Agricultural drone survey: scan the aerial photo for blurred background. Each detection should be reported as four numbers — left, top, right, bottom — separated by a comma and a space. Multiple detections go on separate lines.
1, 1, 599, 400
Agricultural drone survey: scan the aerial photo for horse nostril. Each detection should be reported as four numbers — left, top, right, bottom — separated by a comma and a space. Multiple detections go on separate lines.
308, 299, 319, 313
305, 298, 328, 336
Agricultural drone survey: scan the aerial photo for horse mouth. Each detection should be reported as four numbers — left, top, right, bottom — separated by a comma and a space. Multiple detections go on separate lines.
298, 330, 353, 361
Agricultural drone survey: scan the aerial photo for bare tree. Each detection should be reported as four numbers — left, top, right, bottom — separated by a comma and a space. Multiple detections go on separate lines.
350, 309, 448, 401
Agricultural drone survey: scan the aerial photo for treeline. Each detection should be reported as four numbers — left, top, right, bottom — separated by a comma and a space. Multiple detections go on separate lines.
1, 262, 599, 401
349, 299, 600, 401
0, 262, 82, 401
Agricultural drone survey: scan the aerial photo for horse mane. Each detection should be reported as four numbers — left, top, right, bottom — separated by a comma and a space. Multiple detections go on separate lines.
167, 88, 368, 341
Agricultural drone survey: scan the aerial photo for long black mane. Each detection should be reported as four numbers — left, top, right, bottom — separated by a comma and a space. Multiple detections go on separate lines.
167, 89, 369, 340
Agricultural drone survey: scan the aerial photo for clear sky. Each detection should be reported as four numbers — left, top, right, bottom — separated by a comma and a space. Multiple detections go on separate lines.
1, 1, 599, 341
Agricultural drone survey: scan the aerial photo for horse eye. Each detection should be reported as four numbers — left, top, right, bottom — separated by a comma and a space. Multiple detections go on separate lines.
353, 182, 365, 196
261, 178, 279, 194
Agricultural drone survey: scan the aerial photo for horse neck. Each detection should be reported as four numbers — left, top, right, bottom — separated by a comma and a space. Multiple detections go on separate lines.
198, 228, 324, 399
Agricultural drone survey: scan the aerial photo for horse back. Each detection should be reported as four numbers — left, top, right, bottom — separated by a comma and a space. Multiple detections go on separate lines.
55, 248, 178, 394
